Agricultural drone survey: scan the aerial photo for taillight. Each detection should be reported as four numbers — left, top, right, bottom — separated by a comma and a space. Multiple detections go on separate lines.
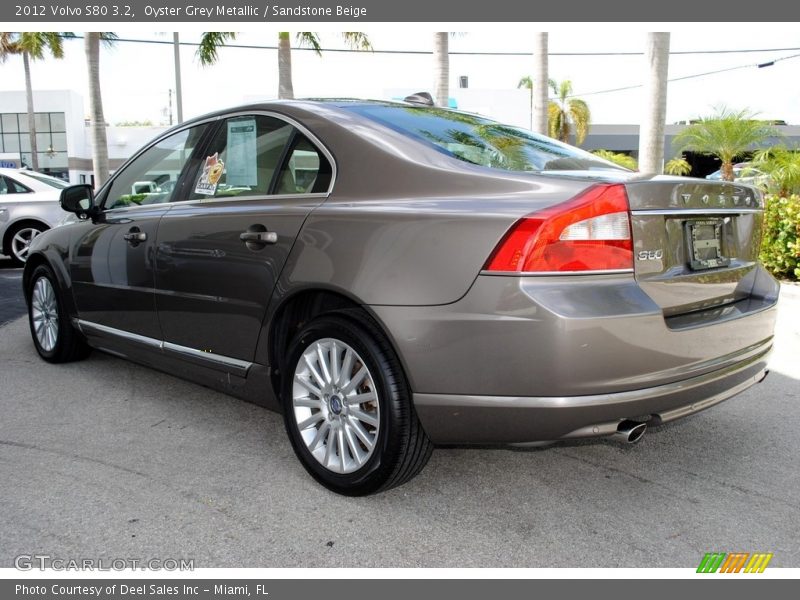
484, 184, 633, 273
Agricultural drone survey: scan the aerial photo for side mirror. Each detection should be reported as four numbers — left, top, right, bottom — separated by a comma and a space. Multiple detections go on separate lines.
59, 184, 95, 216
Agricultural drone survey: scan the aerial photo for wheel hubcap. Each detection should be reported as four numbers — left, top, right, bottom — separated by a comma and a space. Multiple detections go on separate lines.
11, 227, 42, 262
292, 338, 380, 474
31, 276, 58, 352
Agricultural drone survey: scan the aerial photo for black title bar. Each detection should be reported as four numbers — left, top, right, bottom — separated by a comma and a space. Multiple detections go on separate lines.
3, 0, 800, 22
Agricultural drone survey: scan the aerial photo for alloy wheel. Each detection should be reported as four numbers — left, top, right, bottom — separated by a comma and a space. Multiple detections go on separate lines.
11, 227, 43, 262
30, 276, 59, 352
292, 338, 380, 474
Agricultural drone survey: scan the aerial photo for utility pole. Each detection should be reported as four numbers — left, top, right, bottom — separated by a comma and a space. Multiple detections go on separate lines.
173, 33, 184, 124
168, 89, 173, 126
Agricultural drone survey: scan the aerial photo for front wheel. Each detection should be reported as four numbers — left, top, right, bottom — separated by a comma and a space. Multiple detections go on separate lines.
27, 264, 90, 363
8, 222, 47, 265
282, 311, 433, 496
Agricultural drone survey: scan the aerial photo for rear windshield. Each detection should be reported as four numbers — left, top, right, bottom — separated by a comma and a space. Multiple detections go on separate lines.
22, 171, 68, 189
346, 104, 627, 173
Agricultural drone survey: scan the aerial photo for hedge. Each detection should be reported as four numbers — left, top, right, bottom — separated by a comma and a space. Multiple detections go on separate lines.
760, 194, 800, 280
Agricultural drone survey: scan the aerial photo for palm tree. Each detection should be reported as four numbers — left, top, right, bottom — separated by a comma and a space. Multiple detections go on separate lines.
532, 33, 549, 135
548, 79, 591, 145
517, 76, 534, 130
433, 33, 449, 108
674, 107, 779, 181
0, 32, 66, 171
84, 33, 116, 188
638, 33, 670, 174
197, 32, 371, 100
752, 146, 800, 195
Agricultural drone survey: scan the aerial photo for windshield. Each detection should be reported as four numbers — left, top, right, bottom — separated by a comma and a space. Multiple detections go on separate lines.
346, 104, 627, 173
22, 171, 68, 189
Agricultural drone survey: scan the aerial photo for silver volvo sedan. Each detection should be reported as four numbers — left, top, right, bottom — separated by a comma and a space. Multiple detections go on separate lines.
23, 100, 778, 495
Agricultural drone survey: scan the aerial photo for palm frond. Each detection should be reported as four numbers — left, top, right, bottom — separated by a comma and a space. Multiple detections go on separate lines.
0, 32, 19, 61
518, 75, 533, 90
296, 32, 322, 56
673, 106, 780, 165
197, 32, 236, 66
548, 102, 562, 140
568, 98, 591, 145
664, 156, 692, 176
341, 32, 372, 51
99, 32, 118, 47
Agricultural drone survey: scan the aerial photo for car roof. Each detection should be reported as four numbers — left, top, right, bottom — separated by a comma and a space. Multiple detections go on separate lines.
0, 168, 66, 192
177, 98, 481, 130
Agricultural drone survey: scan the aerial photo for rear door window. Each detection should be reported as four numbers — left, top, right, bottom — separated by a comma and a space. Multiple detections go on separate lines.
275, 134, 332, 194
1, 176, 31, 194
188, 115, 294, 200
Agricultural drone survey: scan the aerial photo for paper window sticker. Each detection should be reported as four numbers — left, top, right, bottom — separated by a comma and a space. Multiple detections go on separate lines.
225, 119, 258, 188
195, 153, 225, 196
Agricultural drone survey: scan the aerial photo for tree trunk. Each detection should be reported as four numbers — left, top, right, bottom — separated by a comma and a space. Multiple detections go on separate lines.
278, 33, 294, 100
433, 33, 449, 108
173, 33, 184, 124
22, 50, 39, 171
721, 160, 735, 182
638, 32, 670, 174
85, 33, 109, 188
532, 32, 549, 136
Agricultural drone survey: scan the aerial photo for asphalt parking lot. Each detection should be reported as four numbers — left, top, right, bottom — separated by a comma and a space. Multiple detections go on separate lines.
0, 261, 798, 568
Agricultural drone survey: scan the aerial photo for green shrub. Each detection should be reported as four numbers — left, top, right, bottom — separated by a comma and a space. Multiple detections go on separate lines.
760, 194, 800, 280
591, 149, 637, 170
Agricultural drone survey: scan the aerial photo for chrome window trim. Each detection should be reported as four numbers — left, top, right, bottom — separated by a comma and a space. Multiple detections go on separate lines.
74, 319, 253, 376
101, 109, 336, 215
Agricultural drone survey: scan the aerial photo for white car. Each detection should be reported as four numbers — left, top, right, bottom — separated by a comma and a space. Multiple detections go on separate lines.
705, 163, 770, 187
0, 168, 69, 265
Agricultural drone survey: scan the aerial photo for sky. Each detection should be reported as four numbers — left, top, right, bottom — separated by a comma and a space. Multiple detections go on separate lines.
1, 25, 799, 127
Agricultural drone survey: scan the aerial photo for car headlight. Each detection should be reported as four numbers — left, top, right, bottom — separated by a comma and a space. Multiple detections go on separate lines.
55, 212, 79, 227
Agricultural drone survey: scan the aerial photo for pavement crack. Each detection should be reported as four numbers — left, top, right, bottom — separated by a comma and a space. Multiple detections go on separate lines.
0, 439, 149, 478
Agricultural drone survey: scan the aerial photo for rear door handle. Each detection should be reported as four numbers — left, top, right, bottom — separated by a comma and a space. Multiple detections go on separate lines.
239, 231, 278, 244
123, 229, 147, 244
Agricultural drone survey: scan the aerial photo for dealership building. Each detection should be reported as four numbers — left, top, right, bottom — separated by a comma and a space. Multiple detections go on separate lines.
3, 89, 800, 184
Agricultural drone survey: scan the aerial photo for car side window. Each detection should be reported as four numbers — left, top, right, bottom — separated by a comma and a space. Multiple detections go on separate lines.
187, 115, 294, 201
0, 176, 31, 194
275, 134, 332, 195
104, 125, 206, 210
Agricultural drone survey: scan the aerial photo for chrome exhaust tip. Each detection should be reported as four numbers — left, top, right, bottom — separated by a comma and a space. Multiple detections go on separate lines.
613, 420, 647, 444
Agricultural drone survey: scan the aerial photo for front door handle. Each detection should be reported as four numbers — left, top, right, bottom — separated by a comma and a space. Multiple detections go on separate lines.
123, 228, 147, 244
239, 230, 278, 245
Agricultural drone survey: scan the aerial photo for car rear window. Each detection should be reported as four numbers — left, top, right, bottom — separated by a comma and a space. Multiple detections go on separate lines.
345, 104, 627, 173
22, 171, 68, 189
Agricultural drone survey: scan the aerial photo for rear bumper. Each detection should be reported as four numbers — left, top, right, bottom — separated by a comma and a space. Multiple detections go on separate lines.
414, 341, 770, 444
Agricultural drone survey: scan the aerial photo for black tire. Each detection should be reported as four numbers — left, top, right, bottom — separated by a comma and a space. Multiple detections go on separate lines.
5, 221, 47, 266
281, 310, 433, 496
26, 263, 90, 363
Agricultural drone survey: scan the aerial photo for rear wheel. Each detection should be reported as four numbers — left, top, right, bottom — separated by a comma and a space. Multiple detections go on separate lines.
282, 311, 433, 495
27, 264, 90, 363
7, 222, 47, 265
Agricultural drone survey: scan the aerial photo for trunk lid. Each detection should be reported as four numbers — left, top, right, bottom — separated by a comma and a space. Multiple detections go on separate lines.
625, 177, 764, 317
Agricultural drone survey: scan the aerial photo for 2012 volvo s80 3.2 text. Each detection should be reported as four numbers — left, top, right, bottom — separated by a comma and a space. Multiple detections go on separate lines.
23, 99, 778, 495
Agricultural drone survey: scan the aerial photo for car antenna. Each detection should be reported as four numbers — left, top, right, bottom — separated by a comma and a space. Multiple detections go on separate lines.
403, 92, 435, 106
